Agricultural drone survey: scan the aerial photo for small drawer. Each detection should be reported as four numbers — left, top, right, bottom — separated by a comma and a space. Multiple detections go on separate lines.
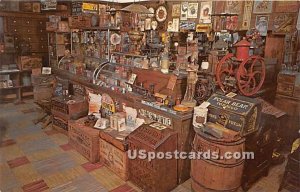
7, 18, 23, 26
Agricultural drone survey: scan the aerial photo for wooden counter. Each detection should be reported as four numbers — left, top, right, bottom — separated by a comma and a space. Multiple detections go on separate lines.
53, 68, 194, 184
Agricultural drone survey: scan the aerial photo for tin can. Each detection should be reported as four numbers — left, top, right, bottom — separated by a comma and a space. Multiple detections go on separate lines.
193, 106, 208, 128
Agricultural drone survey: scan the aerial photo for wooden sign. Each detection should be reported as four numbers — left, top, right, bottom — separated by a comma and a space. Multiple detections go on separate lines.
272, 13, 297, 35
240, 1, 253, 30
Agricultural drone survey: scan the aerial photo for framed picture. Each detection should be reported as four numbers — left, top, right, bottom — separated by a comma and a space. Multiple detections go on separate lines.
199, 1, 212, 24
255, 15, 269, 36
187, 3, 198, 19
253, 1, 273, 14
180, 21, 195, 31
172, 4, 181, 17
225, 1, 242, 14
42, 67, 52, 75
181, 2, 188, 20
272, 13, 297, 34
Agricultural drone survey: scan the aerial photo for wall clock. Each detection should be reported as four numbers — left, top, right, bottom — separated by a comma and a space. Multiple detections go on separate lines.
156, 6, 167, 22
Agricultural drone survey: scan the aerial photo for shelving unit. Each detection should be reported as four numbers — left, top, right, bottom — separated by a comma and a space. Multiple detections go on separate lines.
48, 32, 72, 68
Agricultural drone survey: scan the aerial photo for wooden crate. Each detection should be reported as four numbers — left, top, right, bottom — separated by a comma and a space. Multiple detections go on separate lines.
51, 95, 88, 120
52, 115, 68, 135
33, 84, 53, 102
17, 56, 42, 70
276, 83, 294, 96
99, 128, 129, 180
128, 124, 178, 192
69, 118, 100, 163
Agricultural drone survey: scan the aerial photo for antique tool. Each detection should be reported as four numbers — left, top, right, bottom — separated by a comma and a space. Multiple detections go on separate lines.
216, 38, 265, 96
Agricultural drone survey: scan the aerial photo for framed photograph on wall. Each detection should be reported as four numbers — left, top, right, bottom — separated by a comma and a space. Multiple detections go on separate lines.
181, 2, 188, 20
187, 3, 198, 19
172, 4, 181, 17
253, 1, 273, 14
199, 1, 212, 24
255, 15, 269, 36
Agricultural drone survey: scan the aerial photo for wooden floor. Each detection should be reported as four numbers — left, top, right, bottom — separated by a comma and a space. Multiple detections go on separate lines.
0, 99, 287, 192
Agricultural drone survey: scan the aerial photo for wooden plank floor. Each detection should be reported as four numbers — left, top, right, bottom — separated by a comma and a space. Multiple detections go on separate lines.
0, 99, 287, 192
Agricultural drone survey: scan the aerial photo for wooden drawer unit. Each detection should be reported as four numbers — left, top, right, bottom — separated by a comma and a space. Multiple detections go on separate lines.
69, 118, 100, 163
99, 128, 130, 181
7, 17, 22, 26
128, 124, 178, 192
30, 43, 47, 53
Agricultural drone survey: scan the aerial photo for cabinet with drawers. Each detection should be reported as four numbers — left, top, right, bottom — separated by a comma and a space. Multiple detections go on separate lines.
5, 16, 48, 53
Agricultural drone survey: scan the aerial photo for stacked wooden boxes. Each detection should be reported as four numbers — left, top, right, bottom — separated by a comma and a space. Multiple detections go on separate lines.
51, 95, 88, 134
99, 128, 130, 180
127, 124, 178, 192
69, 117, 100, 163
31, 74, 55, 102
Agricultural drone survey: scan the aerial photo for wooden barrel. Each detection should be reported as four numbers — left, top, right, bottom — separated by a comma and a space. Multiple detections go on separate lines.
191, 129, 245, 192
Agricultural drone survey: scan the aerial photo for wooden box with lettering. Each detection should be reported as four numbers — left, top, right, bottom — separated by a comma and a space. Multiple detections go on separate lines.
207, 94, 262, 136
277, 72, 300, 98
68, 118, 100, 163
17, 56, 42, 70
128, 123, 178, 192
68, 15, 91, 29
99, 128, 130, 180
53, 115, 68, 134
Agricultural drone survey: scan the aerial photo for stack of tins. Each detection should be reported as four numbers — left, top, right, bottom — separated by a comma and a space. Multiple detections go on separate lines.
99, 128, 129, 181
127, 124, 178, 192
191, 125, 245, 192
68, 117, 100, 163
